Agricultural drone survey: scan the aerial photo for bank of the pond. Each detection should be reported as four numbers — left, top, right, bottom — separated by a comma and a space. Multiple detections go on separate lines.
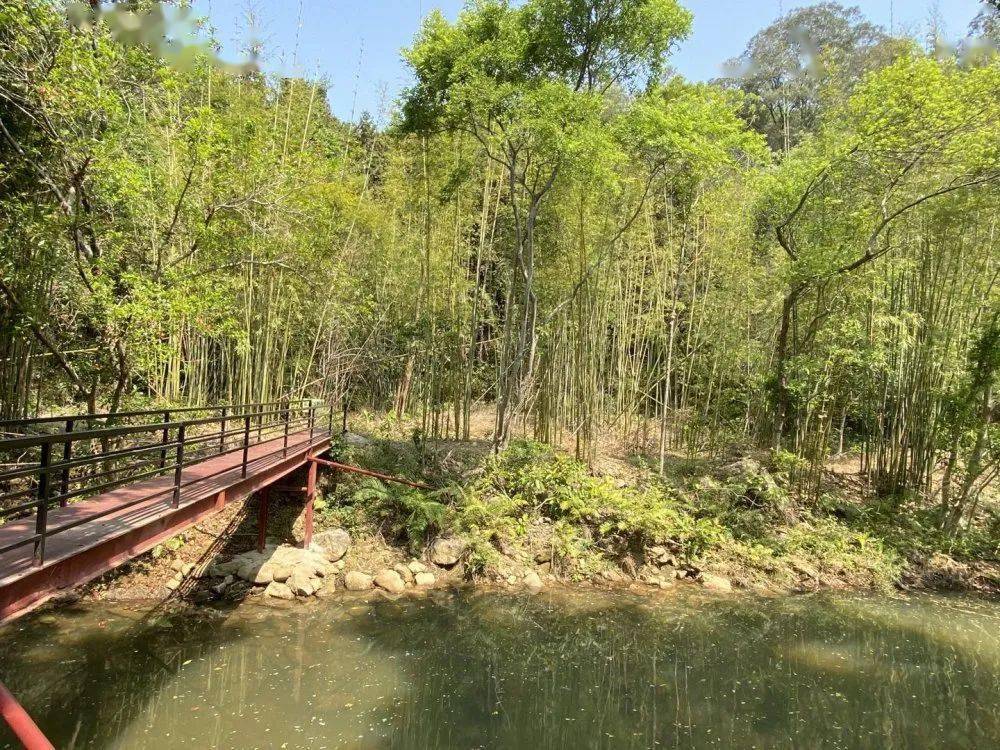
65, 434, 998, 614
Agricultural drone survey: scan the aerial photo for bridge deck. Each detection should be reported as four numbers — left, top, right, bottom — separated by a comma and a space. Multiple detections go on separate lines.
0, 429, 329, 621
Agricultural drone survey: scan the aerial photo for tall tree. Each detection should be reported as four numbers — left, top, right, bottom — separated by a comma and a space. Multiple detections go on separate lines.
400, 0, 692, 446
718, 2, 900, 152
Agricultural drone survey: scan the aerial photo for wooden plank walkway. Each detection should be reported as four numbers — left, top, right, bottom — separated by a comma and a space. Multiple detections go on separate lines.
0, 429, 330, 621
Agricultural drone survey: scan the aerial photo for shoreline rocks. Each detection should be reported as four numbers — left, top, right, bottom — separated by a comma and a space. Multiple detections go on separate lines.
699, 573, 733, 593
374, 569, 406, 594
523, 571, 543, 591
344, 571, 374, 591
414, 571, 436, 587
429, 537, 467, 567
312, 529, 351, 561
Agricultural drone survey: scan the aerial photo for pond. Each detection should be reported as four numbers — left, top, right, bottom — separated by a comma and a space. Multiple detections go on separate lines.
1, 588, 998, 748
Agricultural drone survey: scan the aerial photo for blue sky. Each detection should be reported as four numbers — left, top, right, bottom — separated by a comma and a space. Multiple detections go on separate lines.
193, 0, 985, 123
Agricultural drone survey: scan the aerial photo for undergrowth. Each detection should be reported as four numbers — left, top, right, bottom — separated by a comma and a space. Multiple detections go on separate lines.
312, 436, 987, 592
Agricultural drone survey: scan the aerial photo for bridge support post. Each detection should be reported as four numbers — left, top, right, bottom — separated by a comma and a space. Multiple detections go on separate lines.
304, 459, 316, 549
33, 443, 51, 567
257, 486, 269, 553
60, 419, 73, 507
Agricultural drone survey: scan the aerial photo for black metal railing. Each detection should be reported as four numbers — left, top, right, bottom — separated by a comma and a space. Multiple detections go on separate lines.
0, 400, 336, 567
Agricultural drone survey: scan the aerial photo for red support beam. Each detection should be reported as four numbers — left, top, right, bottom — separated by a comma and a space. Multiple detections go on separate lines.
0, 680, 54, 750
307, 457, 432, 490
304, 459, 316, 548
257, 486, 269, 553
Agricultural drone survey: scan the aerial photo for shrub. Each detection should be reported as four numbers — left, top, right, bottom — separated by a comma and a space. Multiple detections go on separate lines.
479, 441, 725, 562
350, 478, 451, 549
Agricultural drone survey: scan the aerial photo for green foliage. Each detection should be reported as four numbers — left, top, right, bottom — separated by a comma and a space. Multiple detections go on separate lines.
0, 2, 996, 567
477, 442, 725, 560
718, 2, 902, 150
351, 478, 451, 549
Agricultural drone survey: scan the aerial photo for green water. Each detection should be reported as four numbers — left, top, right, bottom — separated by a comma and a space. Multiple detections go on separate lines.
1, 588, 998, 749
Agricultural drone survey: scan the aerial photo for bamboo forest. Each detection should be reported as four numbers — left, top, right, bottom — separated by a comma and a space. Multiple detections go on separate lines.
0, 1, 999, 748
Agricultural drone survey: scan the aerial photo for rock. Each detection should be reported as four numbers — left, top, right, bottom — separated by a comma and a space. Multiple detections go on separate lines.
414, 572, 436, 587
213, 558, 242, 576
429, 537, 467, 567
315, 579, 337, 598
523, 571, 543, 591
264, 581, 295, 600
639, 564, 662, 580
374, 569, 406, 594
335, 560, 346, 571
169, 560, 196, 576
292, 561, 321, 583
790, 559, 820, 581
407, 560, 428, 574
288, 569, 316, 597
533, 548, 553, 564
657, 577, 675, 590
271, 564, 293, 583
344, 571, 374, 591
236, 560, 257, 583
393, 563, 415, 584
165, 576, 182, 591
303, 560, 328, 578
341, 431, 371, 447
211, 575, 234, 596
537, 562, 552, 574
312, 529, 352, 561
645, 545, 679, 568
699, 573, 733, 593
247, 563, 274, 586
506, 575, 518, 585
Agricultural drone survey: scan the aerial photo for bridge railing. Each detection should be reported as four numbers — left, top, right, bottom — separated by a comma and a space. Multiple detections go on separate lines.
0, 400, 334, 567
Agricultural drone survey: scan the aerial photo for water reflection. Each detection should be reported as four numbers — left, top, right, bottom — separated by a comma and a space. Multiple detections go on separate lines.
0, 590, 997, 748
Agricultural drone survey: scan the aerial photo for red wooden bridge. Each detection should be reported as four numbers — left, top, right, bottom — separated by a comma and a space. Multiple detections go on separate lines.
0, 400, 335, 627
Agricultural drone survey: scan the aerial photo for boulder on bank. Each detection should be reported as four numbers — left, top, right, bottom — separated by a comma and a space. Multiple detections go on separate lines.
429, 537, 467, 567
699, 573, 733, 593
213, 544, 333, 599
645, 545, 678, 568
288, 569, 317, 597
523, 571, 543, 591
264, 581, 294, 600
312, 529, 352, 561
236, 557, 273, 585
533, 546, 553, 564
171, 559, 196, 576
393, 563, 415, 584
374, 569, 406, 594
344, 571, 374, 591
341, 431, 371, 447
414, 571, 436, 587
